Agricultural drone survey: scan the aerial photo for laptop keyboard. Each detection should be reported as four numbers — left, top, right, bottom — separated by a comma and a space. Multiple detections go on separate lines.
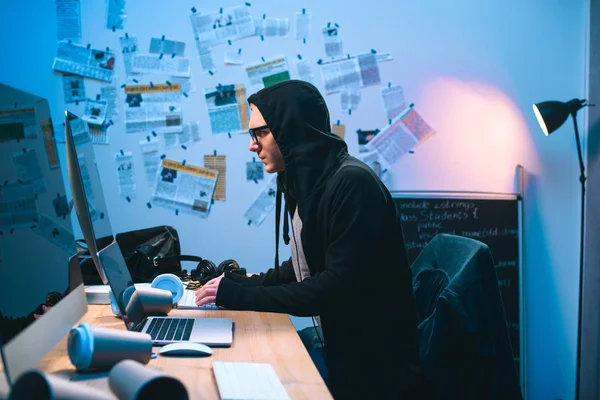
146, 318, 194, 341
179, 290, 219, 310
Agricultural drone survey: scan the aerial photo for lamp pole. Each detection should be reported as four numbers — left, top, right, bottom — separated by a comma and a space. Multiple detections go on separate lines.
572, 111, 586, 400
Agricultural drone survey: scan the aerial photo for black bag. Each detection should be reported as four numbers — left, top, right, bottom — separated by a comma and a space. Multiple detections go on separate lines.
80, 225, 199, 285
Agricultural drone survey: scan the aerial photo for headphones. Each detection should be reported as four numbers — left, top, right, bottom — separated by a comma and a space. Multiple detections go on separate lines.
190, 258, 244, 284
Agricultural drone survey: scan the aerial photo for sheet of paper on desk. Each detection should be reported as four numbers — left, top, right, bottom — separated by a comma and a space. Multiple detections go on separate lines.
119, 35, 139, 77
244, 175, 277, 226
62, 74, 86, 104
33, 214, 76, 254
56, 0, 81, 43
294, 11, 312, 40
106, 0, 126, 30
115, 151, 137, 199
0, 108, 37, 139
151, 159, 218, 218
53, 41, 115, 82
190, 5, 255, 48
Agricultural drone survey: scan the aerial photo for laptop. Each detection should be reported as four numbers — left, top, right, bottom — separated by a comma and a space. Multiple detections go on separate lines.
98, 240, 233, 346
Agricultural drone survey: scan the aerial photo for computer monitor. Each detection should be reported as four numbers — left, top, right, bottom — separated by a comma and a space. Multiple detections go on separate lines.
0, 93, 87, 388
64, 110, 114, 284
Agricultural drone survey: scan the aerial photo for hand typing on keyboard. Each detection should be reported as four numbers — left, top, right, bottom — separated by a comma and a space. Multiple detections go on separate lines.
195, 273, 225, 306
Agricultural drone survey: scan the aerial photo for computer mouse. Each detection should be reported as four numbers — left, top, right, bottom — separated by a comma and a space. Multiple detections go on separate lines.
158, 342, 213, 357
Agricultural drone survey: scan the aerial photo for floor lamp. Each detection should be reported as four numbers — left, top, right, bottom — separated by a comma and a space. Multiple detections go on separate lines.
532, 98, 590, 400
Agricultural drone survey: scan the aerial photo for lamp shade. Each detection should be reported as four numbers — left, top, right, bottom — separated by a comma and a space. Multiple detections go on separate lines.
532, 98, 586, 136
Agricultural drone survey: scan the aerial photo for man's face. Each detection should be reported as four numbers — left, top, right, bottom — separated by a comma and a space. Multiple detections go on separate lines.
248, 104, 285, 173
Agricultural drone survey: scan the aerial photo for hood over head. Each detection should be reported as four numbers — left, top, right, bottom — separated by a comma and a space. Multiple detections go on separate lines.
248, 80, 348, 202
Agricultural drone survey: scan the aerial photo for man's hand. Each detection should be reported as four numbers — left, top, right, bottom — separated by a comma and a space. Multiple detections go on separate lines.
195, 273, 225, 306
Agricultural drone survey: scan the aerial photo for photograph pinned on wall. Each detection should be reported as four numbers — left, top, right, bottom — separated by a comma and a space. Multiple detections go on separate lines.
332, 123, 345, 140
319, 52, 384, 94
151, 159, 218, 218
41, 119, 60, 169
294, 10, 312, 40
246, 159, 264, 182
149, 37, 186, 57
244, 175, 278, 226
131, 54, 191, 78
322, 24, 343, 58
115, 151, 136, 199
82, 98, 107, 125
0, 108, 37, 140
53, 193, 70, 219
195, 39, 216, 73
123, 81, 182, 135
341, 88, 361, 112
365, 105, 436, 169
33, 214, 76, 254
106, 0, 126, 30
139, 137, 160, 183
52, 41, 115, 82
204, 84, 249, 136
357, 128, 380, 153
380, 84, 406, 120
56, 0, 81, 43
293, 56, 316, 86
190, 5, 255, 48
204, 154, 226, 201
255, 17, 289, 37
119, 34, 138, 77
245, 55, 290, 93
62, 74, 86, 103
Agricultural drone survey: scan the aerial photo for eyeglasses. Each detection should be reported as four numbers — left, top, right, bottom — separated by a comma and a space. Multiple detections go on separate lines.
248, 125, 269, 145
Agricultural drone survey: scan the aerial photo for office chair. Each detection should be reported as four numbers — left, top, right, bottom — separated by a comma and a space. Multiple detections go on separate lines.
411, 234, 522, 400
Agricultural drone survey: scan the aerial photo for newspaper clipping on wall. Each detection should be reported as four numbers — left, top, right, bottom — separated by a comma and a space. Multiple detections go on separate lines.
124, 82, 182, 135
190, 5, 255, 48
53, 41, 115, 82
204, 84, 249, 135
244, 175, 277, 226
319, 52, 383, 94
152, 159, 218, 218
245, 56, 290, 92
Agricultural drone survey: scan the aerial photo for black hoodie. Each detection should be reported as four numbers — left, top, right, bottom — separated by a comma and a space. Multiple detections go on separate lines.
216, 80, 421, 399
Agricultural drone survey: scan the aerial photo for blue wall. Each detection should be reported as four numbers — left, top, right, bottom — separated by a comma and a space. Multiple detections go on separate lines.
0, 1, 588, 398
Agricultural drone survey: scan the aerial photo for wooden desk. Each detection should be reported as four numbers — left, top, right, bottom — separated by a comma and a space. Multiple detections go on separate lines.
38, 305, 332, 399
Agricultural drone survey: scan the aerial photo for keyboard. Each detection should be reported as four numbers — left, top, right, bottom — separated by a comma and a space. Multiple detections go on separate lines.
213, 362, 290, 400
178, 289, 219, 310
147, 318, 194, 341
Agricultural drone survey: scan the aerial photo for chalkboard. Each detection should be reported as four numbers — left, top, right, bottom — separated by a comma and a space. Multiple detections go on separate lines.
392, 193, 523, 380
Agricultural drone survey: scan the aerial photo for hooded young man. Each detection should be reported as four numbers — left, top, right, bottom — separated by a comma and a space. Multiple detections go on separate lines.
196, 80, 421, 399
